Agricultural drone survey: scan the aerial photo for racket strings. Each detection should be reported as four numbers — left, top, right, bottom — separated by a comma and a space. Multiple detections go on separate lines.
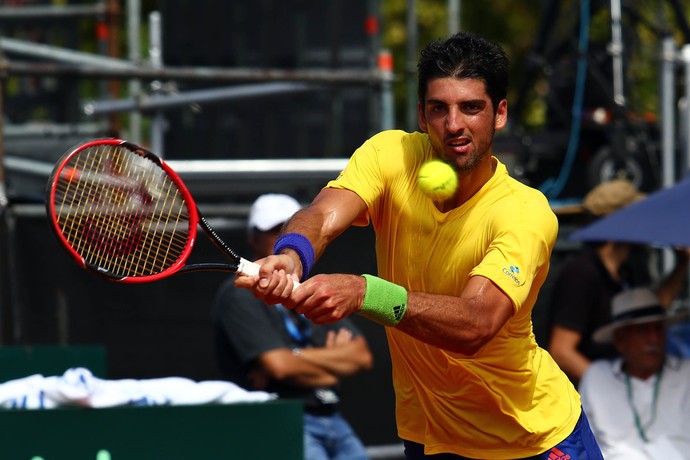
137, 167, 187, 275
53, 144, 192, 277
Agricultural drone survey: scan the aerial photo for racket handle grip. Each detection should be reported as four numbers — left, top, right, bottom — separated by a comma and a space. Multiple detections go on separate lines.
237, 258, 261, 276
237, 258, 302, 288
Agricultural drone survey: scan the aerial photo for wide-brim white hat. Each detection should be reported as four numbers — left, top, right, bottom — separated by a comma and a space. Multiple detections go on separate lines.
593, 287, 689, 343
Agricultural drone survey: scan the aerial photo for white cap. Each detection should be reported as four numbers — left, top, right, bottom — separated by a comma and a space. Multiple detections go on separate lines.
247, 194, 302, 232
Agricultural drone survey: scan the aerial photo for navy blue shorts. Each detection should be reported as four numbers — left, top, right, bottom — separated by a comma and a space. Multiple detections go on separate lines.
403, 409, 603, 459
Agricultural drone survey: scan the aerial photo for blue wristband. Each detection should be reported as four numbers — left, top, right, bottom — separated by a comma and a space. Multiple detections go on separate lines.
273, 233, 315, 281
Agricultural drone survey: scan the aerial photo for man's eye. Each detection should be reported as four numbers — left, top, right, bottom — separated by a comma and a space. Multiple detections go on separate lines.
463, 103, 484, 113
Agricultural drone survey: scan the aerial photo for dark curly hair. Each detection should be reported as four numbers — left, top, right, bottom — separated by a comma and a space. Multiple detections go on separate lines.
417, 31, 509, 113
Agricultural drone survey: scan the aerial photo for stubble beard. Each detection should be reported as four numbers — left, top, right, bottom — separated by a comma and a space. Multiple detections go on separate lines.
436, 124, 495, 175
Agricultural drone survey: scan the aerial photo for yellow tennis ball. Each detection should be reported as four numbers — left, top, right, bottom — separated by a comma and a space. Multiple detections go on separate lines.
418, 160, 458, 201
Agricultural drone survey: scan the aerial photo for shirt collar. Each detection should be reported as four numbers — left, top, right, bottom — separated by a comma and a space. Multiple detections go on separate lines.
612, 355, 679, 381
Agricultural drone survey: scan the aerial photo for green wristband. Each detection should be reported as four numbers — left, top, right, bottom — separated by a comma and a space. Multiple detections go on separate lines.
359, 275, 408, 326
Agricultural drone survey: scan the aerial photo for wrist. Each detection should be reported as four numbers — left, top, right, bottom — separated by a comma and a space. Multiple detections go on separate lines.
274, 233, 315, 281
359, 275, 408, 327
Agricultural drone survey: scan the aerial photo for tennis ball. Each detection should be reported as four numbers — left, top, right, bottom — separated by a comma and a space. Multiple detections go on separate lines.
418, 160, 458, 201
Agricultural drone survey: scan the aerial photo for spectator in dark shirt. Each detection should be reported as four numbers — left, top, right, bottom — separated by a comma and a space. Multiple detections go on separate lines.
548, 179, 689, 384
212, 194, 373, 460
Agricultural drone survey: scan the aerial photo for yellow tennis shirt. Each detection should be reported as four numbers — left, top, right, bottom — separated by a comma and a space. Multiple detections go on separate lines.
327, 130, 581, 458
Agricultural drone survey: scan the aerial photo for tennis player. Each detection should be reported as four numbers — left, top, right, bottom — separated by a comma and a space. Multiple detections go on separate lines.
236, 31, 603, 459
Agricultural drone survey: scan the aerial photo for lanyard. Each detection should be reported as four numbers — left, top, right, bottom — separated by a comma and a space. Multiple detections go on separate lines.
624, 369, 662, 443
275, 305, 312, 347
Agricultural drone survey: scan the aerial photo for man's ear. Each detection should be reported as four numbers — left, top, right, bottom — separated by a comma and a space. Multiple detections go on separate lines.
494, 99, 508, 131
417, 101, 428, 133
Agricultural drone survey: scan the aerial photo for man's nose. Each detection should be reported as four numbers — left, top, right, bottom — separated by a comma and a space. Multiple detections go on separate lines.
445, 108, 464, 133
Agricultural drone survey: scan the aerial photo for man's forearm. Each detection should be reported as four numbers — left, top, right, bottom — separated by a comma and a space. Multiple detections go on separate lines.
298, 337, 372, 377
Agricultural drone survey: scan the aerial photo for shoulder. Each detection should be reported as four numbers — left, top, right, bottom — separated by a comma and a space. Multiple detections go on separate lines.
588, 358, 616, 374
557, 250, 600, 280
358, 130, 430, 161
507, 177, 554, 219
335, 130, 429, 199
489, 162, 553, 213
366, 129, 424, 145
580, 359, 618, 389
488, 164, 558, 239
668, 356, 690, 375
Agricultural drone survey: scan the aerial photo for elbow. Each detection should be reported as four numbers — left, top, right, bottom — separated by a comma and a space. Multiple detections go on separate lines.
259, 349, 298, 381
456, 336, 492, 356
350, 337, 374, 372
264, 360, 293, 381
548, 345, 566, 363
448, 324, 496, 355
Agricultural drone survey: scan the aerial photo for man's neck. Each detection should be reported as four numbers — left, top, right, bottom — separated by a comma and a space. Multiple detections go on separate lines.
597, 243, 627, 281
623, 361, 663, 381
438, 155, 496, 212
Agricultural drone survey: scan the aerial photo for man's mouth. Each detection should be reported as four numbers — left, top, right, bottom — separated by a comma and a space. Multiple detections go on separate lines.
643, 345, 663, 354
446, 137, 471, 152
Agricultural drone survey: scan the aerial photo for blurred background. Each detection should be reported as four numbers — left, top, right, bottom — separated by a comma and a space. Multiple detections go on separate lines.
1, 0, 690, 451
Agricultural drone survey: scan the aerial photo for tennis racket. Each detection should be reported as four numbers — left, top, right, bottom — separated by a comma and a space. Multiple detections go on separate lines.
46, 138, 269, 284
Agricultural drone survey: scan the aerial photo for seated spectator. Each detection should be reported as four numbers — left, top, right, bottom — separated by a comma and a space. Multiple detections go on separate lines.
212, 194, 373, 460
548, 179, 689, 384
579, 287, 690, 460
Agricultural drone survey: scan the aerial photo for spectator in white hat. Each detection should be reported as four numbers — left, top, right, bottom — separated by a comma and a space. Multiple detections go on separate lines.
547, 179, 689, 384
579, 287, 690, 460
212, 194, 373, 460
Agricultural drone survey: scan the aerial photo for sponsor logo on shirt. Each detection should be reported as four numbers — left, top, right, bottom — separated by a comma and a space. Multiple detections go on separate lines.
502, 265, 525, 286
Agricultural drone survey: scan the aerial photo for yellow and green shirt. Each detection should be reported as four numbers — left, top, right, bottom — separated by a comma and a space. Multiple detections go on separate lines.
327, 130, 581, 458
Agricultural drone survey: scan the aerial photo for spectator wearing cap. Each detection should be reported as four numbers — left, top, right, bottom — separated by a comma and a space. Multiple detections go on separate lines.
579, 287, 690, 460
547, 179, 689, 384
211, 194, 373, 460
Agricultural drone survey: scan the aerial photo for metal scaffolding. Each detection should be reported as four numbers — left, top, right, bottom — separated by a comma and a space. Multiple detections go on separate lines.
0, 0, 392, 346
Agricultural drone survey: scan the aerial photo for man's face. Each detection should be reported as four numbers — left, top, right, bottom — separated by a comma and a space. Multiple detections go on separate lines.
417, 77, 507, 174
614, 320, 667, 379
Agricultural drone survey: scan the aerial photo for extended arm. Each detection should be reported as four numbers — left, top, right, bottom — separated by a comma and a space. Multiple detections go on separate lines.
399, 276, 516, 354
291, 273, 515, 355
234, 187, 367, 300
236, 186, 515, 354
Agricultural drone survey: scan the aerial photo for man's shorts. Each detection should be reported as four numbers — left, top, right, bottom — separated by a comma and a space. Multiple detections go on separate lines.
402, 409, 603, 459
527, 409, 603, 460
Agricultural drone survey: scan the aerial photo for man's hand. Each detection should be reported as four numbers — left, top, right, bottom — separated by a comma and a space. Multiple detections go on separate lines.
289, 274, 366, 324
234, 253, 300, 305
325, 328, 354, 349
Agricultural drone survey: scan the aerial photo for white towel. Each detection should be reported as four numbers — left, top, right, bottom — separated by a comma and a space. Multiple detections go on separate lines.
0, 368, 275, 409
